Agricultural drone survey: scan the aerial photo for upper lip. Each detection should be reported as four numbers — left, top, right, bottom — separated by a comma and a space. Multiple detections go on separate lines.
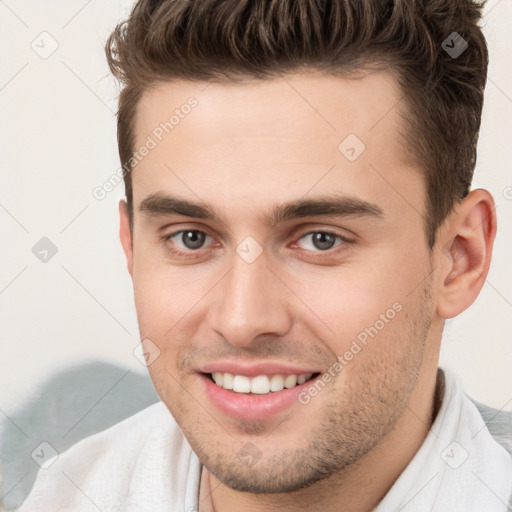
200, 361, 319, 377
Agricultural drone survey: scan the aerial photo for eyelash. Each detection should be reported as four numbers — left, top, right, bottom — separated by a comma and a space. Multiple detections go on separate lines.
161, 228, 354, 260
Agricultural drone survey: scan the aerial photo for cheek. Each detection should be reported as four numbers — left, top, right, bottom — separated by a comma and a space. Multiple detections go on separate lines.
288, 255, 420, 355
295, 268, 375, 311
132, 254, 211, 333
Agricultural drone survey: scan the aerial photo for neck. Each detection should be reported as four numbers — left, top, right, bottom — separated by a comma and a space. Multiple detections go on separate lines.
205, 368, 444, 512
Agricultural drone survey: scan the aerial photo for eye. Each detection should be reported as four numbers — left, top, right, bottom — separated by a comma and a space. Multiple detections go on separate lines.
296, 231, 348, 251
165, 230, 212, 252
162, 228, 352, 261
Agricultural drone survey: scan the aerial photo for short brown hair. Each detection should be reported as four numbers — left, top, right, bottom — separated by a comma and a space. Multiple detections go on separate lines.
105, 0, 488, 247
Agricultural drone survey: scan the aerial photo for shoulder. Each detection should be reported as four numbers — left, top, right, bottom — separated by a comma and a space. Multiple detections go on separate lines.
48, 400, 179, 467
18, 401, 200, 512
470, 398, 512, 509
442, 369, 512, 457
471, 399, 512, 456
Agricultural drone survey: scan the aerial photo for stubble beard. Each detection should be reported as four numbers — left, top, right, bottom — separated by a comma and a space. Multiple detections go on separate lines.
180, 282, 434, 494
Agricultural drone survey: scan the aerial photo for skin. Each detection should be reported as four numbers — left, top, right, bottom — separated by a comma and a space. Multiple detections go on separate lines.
119, 69, 496, 511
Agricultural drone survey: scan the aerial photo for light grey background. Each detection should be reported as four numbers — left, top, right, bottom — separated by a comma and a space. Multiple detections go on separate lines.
1, 3, 511, 502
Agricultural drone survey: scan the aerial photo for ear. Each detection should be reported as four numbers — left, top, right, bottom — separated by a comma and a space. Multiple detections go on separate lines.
119, 199, 134, 278
435, 189, 497, 319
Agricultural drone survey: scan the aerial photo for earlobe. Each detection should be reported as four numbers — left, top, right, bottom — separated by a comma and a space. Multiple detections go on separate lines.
119, 199, 134, 278
436, 190, 497, 319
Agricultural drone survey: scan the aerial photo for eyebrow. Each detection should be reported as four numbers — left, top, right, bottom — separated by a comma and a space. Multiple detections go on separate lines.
139, 192, 384, 227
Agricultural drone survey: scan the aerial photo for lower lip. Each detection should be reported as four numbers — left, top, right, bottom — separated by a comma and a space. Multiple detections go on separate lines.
200, 374, 318, 421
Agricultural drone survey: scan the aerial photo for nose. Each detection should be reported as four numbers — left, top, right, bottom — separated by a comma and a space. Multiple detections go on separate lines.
207, 250, 292, 348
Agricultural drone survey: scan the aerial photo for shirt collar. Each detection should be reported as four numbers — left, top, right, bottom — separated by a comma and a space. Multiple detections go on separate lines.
374, 367, 512, 511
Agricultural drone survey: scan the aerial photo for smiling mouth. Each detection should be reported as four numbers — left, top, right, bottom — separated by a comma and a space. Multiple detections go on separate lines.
207, 372, 320, 395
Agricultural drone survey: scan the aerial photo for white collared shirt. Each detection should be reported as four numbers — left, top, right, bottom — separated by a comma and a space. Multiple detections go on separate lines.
374, 369, 512, 511
18, 368, 512, 511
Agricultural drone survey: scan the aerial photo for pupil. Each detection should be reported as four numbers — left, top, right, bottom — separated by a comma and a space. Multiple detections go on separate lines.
183, 231, 205, 249
313, 232, 335, 250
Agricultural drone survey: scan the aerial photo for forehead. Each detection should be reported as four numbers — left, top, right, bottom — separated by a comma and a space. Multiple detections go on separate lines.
131, 70, 424, 227
135, 69, 405, 147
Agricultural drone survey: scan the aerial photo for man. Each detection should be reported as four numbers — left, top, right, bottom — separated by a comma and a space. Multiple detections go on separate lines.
18, 0, 512, 510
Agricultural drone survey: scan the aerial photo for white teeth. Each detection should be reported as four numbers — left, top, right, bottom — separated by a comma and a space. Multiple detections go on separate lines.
251, 375, 270, 394
284, 374, 297, 388
222, 373, 233, 390
211, 372, 314, 394
232, 375, 251, 393
269, 374, 285, 392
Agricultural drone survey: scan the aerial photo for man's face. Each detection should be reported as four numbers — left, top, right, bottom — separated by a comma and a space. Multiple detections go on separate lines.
123, 70, 442, 492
